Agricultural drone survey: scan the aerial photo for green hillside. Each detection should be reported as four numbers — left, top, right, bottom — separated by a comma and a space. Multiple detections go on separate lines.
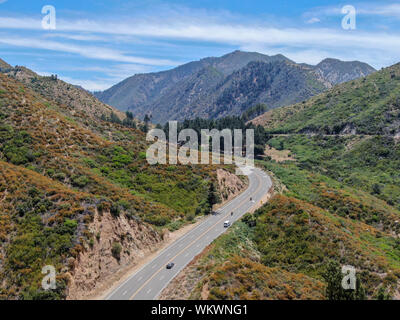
253, 63, 400, 135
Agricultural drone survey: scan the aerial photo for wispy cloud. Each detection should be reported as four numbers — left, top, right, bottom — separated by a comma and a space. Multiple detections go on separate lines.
1, 3, 399, 90
304, 2, 400, 19
60, 75, 117, 91
306, 17, 321, 24
2, 16, 400, 53
0, 36, 177, 66
359, 3, 400, 18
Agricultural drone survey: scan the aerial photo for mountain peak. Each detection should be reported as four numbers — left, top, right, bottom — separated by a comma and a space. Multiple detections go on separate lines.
315, 58, 376, 85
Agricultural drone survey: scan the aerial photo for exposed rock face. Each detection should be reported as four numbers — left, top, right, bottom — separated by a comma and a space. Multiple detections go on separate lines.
67, 210, 162, 300
216, 169, 247, 206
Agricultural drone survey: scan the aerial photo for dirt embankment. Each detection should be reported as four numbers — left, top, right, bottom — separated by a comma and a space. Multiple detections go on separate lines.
215, 169, 248, 209
66, 209, 162, 300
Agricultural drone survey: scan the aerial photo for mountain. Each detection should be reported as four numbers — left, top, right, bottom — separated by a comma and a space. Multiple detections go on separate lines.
95, 51, 376, 123
94, 51, 292, 123
315, 58, 376, 85
0, 62, 234, 300
252, 63, 400, 136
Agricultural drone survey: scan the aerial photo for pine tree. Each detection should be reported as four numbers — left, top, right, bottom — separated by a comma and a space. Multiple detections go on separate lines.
207, 182, 221, 213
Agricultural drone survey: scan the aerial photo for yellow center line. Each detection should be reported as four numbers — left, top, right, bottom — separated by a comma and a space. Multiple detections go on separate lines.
129, 170, 264, 300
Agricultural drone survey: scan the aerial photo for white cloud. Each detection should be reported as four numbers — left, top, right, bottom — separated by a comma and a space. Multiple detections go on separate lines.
2, 15, 400, 55
0, 4, 399, 72
306, 17, 321, 24
305, 3, 400, 19
359, 3, 400, 18
0, 36, 178, 66
43, 33, 107, 42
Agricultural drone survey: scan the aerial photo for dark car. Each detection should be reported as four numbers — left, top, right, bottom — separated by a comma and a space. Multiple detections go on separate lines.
166, 262, 175, 269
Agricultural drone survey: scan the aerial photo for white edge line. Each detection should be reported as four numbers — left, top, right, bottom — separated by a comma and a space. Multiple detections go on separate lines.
108, 169, 268, 300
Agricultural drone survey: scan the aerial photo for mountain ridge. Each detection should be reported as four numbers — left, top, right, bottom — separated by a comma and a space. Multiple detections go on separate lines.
94, 51, 376, 123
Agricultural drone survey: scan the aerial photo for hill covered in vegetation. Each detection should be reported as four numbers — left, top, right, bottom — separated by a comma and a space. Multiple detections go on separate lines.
0, 66, 233, 299
252, 63, 400, 136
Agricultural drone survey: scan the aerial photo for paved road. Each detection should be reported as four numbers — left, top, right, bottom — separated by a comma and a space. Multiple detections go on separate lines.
106, 166, 272, 300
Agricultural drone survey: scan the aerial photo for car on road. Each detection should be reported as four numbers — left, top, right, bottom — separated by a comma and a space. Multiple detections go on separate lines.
224, 220, 231, 228
166, 262, 175, 269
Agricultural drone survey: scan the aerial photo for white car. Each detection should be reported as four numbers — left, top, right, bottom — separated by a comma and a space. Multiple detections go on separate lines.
223, 220, 231, 228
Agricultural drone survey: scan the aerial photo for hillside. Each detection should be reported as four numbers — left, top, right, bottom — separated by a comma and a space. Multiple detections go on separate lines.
161, 139, 400, 300
252, 63, 400, 136
0, 63, 126, 122
162, 191, 400, 300
0, 70, 235, 299
95, 51, 376, 124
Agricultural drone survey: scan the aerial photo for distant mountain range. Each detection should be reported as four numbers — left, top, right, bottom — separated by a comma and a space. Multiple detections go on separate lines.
94, 51, 376, 124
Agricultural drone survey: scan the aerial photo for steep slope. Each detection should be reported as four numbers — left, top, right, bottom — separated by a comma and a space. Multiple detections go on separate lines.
252, 63, 400, 136
1, 64, 125, 122
0, 72, 231, 299
94, 50, 290, 115
201, 61, 328, 119
95, 51, 375, 123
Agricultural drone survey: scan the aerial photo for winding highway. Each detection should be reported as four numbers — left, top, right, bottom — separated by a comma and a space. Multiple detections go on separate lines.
106, 166, 272, 300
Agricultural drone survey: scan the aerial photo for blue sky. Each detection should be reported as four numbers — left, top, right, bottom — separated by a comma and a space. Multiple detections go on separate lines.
1, 0, 400, 91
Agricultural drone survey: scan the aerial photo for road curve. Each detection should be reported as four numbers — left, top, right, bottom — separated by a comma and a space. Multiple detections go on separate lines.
106, 166, 272, 300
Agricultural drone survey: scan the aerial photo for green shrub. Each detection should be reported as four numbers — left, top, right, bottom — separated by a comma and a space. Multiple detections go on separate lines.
111, 242, 122, 260
72, 175, 89, 188
110, 203, 120, 217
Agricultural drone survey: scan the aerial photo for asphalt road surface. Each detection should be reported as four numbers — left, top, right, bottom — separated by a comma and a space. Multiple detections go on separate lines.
106, 166, 272, 300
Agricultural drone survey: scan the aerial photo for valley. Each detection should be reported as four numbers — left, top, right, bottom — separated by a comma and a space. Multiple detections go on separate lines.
0, 50, 398, 301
